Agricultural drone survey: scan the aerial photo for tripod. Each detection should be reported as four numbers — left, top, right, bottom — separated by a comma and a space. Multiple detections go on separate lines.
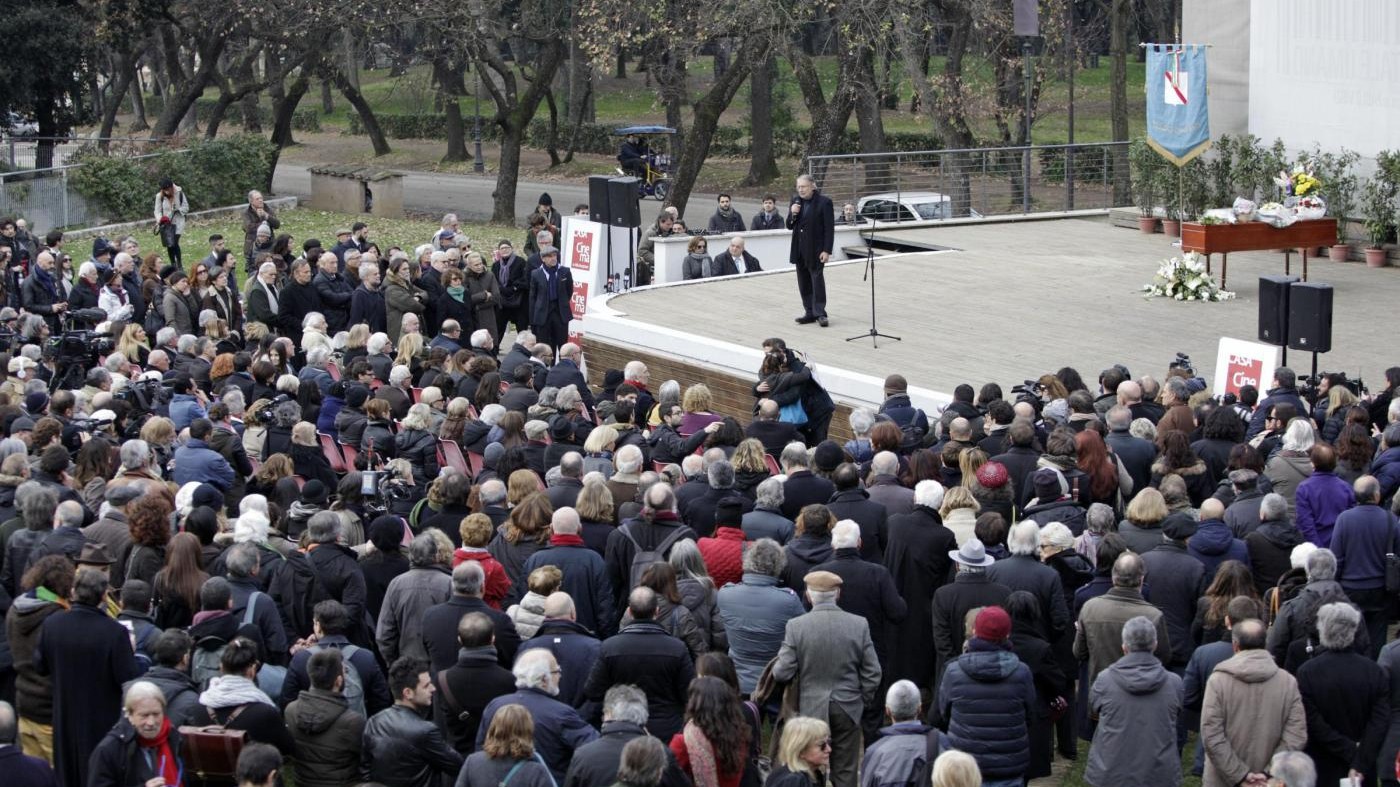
845, 219, 901, 347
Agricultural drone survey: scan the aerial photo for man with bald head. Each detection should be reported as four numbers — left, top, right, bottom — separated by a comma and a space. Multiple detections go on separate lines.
1188, 498, 1249, 579
434, 611, 515, 753
1105, 404, 1154, 493
0, 699, 56, 785
584, 586, 693, 741
313, 251, 353, 332
420, 561, 520, 674
1199, 618, 1305, 787
524, 508, 615, 635
1074, 552, 1171, 688
745, 398, 800, 457
21, 251, 67, 333
519, 592, 601, 707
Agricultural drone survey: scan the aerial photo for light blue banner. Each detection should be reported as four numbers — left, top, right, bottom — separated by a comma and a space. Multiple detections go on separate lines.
1145, 44, 1211, 165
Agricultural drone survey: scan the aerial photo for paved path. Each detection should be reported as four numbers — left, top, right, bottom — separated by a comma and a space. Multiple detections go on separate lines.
273, 164, 768, 227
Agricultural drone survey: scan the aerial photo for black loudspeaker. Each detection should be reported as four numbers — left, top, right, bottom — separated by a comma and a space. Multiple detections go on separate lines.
607, 177, 641, 228
588, 176, 611, 224
1013, 0, 1040, 36
1287, 282, 1334, 353
1257, 275, 1298, 346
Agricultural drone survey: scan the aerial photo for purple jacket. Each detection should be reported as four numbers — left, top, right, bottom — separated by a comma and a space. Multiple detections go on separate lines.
1294, 471, 1355, 547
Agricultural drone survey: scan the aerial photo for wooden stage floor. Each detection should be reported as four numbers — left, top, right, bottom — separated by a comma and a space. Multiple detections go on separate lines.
606, 218, 1399, 398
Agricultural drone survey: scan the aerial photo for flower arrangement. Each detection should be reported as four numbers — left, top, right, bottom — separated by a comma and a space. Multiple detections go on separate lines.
1275, 164, 1321, 198
1142, 253, 1236, 302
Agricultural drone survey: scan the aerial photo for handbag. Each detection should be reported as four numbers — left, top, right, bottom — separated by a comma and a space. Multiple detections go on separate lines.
778, 400, 808, 426
181, 705, 247, 782
159, 221, 178, 250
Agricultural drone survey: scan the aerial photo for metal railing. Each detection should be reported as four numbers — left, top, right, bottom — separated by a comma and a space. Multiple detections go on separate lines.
0, 145, 186, 230
807, 141, 1132, 221
2, 136, 171, 171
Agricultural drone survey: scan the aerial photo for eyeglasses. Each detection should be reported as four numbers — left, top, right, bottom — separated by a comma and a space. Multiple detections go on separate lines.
550, 668, 562, 676
819, 739, 832, 750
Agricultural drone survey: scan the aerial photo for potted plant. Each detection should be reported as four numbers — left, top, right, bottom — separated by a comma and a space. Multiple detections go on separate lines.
1325, 149, 1360, 261
1129, 138, 1160, 233
1360, 175, 1393, 267
1161, 165, 1183, 238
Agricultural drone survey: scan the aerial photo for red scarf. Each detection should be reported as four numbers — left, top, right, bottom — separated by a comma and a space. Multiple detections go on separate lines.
136, 716, 182, 787
549, 534, 585, 547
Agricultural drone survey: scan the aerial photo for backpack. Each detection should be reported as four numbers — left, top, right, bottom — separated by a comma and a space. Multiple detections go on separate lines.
619, 523, 687, 590
1294, 585, 1355, 655
312, 642, 367, 717
191, 595, 270, 690
267, 550, 331, 640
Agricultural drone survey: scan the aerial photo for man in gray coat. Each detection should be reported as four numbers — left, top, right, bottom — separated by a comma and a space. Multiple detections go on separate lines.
715, 538, 806, 694
773, 570, 882, 787
1074, 553, 1171, 688
1084, 616, 1184, 787
376, 533, 453, 663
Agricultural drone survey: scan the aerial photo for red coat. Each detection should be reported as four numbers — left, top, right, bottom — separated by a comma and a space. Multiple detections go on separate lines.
698, 527, 746, 587
453, 547, 512, 609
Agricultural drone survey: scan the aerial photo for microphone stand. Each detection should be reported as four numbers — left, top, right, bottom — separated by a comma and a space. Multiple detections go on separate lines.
845, 217, 901, 347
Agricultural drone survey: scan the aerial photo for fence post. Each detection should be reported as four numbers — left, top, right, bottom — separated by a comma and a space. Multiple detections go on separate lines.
1066, 144, 1075, 211
61, 168, 69, 229
6, 138, 12, 170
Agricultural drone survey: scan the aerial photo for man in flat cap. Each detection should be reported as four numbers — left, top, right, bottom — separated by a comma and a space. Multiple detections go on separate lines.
772, 570, 882, 787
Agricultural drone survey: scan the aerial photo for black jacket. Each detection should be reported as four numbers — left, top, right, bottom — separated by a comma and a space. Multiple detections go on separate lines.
780, 470, 836, 520
422, 595, 521, 674
987, 554, 1071, 642
312, 271, 354, 332
307, 543, 371, 643
786, 190, 835, 265
712, 249, 761, 276
1138, 541, 1206, 665
394, 427, 440, 488
529, 264, 573, 327
563, 720, 690, 787
284, 688, 367, 787
436, 645, 517, 754
781, 534, 833, 594
826, 488, 889, 562
990, 446, 1042, 510
1297, 649, 1390, 785
603, 518, 697, 605
883, 505, 957, 687
349, 285, 387, 334
746, 420, 800, 458
682, 486, 754, 538
277, 280, 322, 346
290, 443, 337, 491
362, 703, 464, 787
584, 621, 694, 741
931, 573, 1012, 681
520, 618, 601, 708
812, 548, 908, 666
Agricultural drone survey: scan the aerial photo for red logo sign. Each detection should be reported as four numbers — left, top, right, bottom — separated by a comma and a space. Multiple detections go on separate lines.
571, 231, 594, 272
567, 329, 583, 348
570, 281, 589, 320
1224, 354, 1263, 397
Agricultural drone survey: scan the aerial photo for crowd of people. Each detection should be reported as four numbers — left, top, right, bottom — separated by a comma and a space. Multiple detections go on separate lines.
3, 191, 1400, 787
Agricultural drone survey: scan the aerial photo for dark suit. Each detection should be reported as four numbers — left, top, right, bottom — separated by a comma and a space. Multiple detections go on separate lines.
529, 263, 573, 355
746, 419, 800, 458
712, 249, 761, 276
786, 189, 835, 319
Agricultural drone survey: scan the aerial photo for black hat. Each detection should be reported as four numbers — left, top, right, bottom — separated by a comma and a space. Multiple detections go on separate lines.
369, 515, 404, 552
1033, 467, 1065, 500
346, 385, 371, 408
602, 369, 625, 390
813, 441, 844, 472
538, 192, 553, 207
549, 417, 574, 442
301, 479, 329, 506
715, 497, 745, 528
1162, 512, 1199, 541
192, 484, 223, 510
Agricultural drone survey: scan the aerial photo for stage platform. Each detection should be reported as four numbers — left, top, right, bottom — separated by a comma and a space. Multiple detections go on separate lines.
581, 217, 1397, 426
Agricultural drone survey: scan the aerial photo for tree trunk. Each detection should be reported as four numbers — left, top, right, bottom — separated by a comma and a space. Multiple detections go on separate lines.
205, 98, 234, 139
742, 55, 779, 186
1110, 0, 1131, 204
99, 54, 137, 147
342, 30, 360, 91
614, 45, 626, 79
333, 70, 391, 155
271, 69, 312, 151
543, 89, 562, 167
494, 125, 525, 223
852, 45, 888, 190
478, 40, 568, 225
789, 48, 854, 183
130, 54, 150, 132
567, 39, 595, 124
320, 80, 334, 113
235, 46, 261, 131
151, 36, 227, 138
654, 45, 687, 146
667, 43, 764, 214
434, 58, 469, 162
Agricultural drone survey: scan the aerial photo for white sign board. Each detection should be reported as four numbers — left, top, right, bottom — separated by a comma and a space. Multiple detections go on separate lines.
561, 217, 608, 346
1214, 336, 1280, 399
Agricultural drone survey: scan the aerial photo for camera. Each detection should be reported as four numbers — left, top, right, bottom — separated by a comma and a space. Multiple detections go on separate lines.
119, 377, 173, 412
46, 325, 117, 392
1011, 379, 1045, 403
1298, 372, 1366, 403
362, 467, 414, 518
1169, 352, 1194, 375
255, 394, 294, 424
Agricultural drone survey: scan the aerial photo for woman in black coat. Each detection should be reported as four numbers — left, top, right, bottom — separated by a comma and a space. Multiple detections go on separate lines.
394, 404, 441, 490
436, 267, 475, 336
1005, 591, 1069, 781
289, 423, 337, 490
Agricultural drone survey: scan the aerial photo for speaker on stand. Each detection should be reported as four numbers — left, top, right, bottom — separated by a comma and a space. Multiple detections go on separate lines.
1257, 274, 1298, 366
608, 177, 641, 289
1288, 281, 1334, 379
588, 176, 614, 290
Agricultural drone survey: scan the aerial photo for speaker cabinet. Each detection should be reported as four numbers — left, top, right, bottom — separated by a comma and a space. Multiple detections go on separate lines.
588, 176, 611, 224
1287, 282, 1334, 353
607, 177, 641, 228
1257, 275, 1298, 346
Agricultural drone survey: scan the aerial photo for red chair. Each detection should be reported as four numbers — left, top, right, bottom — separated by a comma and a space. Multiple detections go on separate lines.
319, 433, 349, 474
763, 454, 781, 475
411, 387, 423, 404
465, 450, 485, 477
248, 457, 262, 475
340, 443, 360, 468
653, 460, 669, 473
326, 361, 341, 381
369, 378, 384, 391
292, 475, 307, 490
440, 440, 471, 476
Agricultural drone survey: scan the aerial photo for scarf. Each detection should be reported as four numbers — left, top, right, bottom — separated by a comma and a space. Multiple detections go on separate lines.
447, 285, 466, 302
137, 716, 182, 787
258, 279, 279, 312
199, 675, 276, 709
107, 285, 128, 305
549, 534, 585, 547
683, 721, 723, 787
35, 585, 70, 608
31, 264, 57, 298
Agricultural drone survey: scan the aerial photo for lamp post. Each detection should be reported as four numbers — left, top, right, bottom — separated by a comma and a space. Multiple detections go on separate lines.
472, 69, 485, 174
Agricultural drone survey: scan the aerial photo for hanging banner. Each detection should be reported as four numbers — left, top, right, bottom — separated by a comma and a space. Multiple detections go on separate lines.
561, 217, 607, 347
1145, 44, 1211, 165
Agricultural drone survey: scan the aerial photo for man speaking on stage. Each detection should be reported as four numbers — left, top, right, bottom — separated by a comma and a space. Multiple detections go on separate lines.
787, 173, 835, 327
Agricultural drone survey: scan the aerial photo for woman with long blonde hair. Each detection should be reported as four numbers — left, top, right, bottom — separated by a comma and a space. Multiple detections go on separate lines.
767, 717, 831, 787
117, 322, 152, 367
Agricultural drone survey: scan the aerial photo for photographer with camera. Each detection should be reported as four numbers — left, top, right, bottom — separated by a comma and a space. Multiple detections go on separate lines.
168, 376, 209, 431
